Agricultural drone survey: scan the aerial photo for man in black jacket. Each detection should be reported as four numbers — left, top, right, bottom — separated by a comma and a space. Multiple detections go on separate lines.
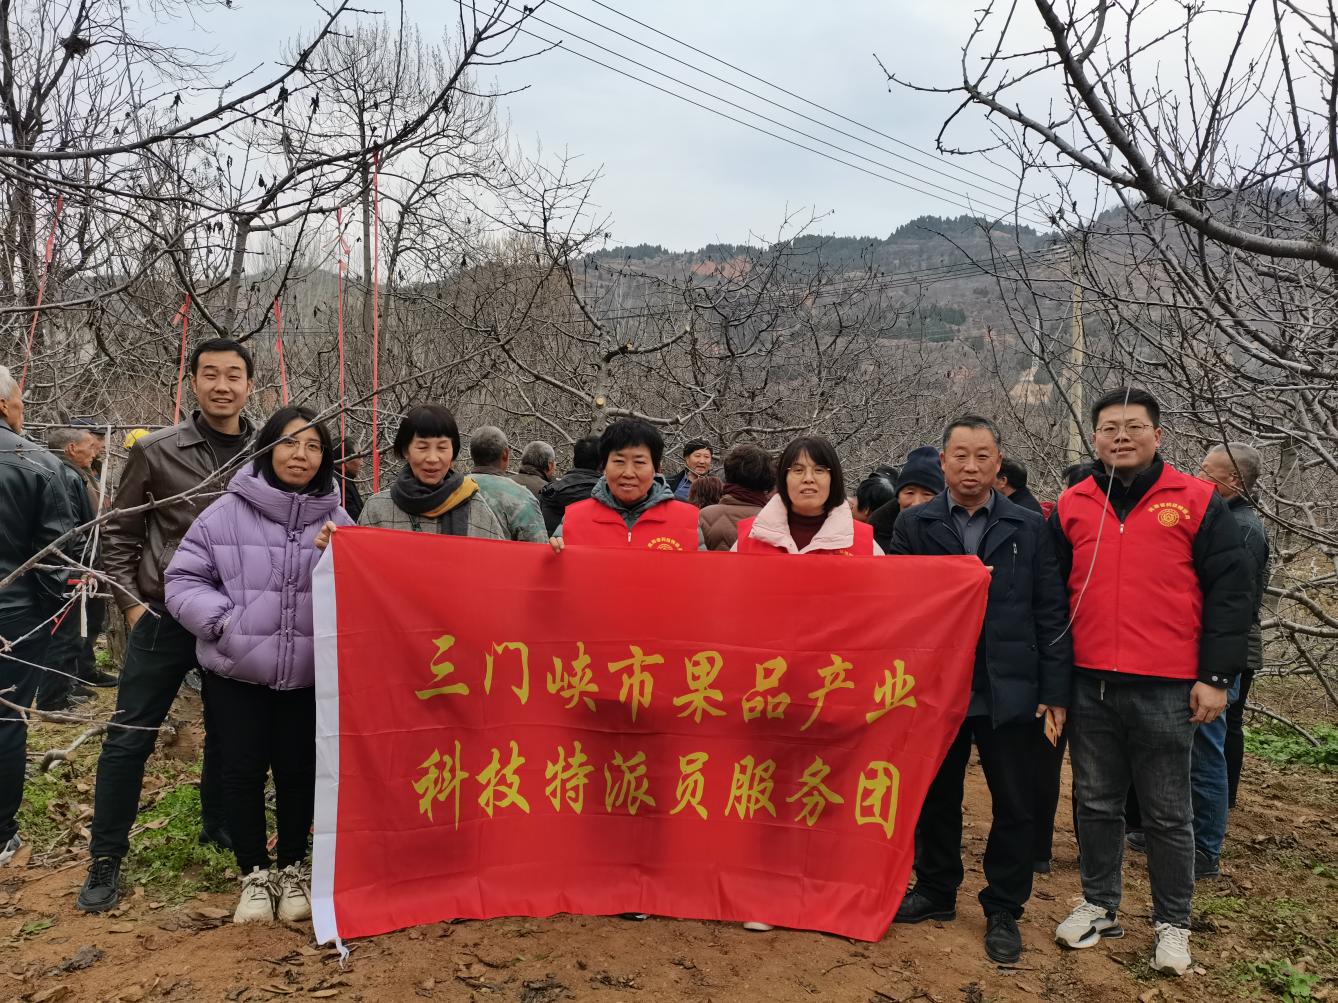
1195, 442, 1270, 867
539, 435, 601, 535
995, 457, 1044, 515
1199, 444, 1268, 809
890, 415, 1072, 965
0, 365, 77, 864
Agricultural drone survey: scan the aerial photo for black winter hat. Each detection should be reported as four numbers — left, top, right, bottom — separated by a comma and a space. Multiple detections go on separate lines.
895, 445, 945, 496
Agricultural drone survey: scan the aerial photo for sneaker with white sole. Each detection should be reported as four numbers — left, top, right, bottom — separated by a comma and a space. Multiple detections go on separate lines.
1055, 900, 1124, 948
0, 834, 21, 866
276, 862, 312, 923
742, 921, 774, 932
1152, 922, 1191, 975
234, 868, 275, 924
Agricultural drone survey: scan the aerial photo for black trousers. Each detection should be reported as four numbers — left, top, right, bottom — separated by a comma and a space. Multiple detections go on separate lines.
912, 717, 1036, 918
1033, 723, 1067, 863
202, 673, 315, 874
76, 597, 106, 683
35, 607, 82, 711
89, 607, 225, 859
0, 616, 48, 843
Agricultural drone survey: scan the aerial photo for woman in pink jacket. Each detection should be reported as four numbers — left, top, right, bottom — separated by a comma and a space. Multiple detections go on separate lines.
731, 434, 880, 932
166, 406, 352, 925
734, 435, 882, 558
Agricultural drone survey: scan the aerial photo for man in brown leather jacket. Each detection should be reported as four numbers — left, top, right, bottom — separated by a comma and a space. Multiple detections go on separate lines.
78, 338, 255, 913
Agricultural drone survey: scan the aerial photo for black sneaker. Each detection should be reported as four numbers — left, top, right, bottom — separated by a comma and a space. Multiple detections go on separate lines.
1194, 849, 1220, 881
985, 912, 1023, 964
1033, 859, 1052, 874
83, 669, 119, 688
893, 889, 956, 924
1125, 829, 1147, 854
198, 826, 233, 852
77, 856, 122, 913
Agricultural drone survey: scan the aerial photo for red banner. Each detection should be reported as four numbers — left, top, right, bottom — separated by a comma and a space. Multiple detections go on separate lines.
312, 529, 988, 943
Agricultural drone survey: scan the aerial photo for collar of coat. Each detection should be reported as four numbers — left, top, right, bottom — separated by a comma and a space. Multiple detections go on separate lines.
747, 494, 856, 554
908, 489, 1029, 560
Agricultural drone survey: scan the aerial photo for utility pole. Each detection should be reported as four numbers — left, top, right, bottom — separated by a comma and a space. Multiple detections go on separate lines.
1066, 253, 1085, 460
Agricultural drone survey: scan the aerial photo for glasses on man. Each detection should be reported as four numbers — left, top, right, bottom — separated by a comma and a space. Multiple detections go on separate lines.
1094, 422, 1155, 438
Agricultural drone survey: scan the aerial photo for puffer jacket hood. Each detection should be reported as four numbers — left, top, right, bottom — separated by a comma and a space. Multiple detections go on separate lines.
165, 466, 352, 689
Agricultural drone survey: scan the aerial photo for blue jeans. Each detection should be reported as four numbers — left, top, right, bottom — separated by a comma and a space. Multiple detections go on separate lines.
1070, 674, 1196, 927
1190, 677, 1239, 864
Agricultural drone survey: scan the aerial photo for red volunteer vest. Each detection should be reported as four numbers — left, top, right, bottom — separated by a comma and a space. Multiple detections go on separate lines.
734, 516, 876, 556
1057, 464, 1215, 680
561, 496, 699, 551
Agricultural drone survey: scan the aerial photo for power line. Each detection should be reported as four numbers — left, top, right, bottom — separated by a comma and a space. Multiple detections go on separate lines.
540, 0, 1032, 211
576, 0, 1038, 205
511, 19, 1051, 227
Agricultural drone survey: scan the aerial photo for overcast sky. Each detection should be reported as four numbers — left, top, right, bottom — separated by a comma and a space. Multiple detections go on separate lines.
163, 1, 1255, 251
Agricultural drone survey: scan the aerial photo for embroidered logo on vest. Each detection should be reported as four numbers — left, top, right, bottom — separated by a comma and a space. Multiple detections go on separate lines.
1148, 500, 1191, 527
647, 536, 684, 551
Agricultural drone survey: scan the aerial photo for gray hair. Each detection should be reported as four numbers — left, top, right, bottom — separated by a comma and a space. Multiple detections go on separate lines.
0, 365, 16, 400
1209, 442, 1263, 491
48, 426, 91, 454
469, 425, 510, 466
521, 440, 555, 470
941, 414, 1003, 450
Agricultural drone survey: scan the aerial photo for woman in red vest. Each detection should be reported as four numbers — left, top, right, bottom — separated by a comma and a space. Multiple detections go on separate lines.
733, 435, 880, 558
549, 419, 703, 552
731, 434, 877, 933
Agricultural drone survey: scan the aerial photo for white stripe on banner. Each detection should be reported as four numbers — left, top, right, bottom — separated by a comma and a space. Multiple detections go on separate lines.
311, 544, 343, 949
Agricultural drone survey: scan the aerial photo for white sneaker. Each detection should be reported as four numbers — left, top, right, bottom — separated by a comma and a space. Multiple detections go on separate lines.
742, 921, 774, 932
275, 862, 312, 923
1152, 922, 1192, 976
0, 834, 21, 866
234, 868, 275, 924
1055, 900, 1124, 948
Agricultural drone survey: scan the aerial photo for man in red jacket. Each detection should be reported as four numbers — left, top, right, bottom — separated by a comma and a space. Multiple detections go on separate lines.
1051, 387, 1249, 977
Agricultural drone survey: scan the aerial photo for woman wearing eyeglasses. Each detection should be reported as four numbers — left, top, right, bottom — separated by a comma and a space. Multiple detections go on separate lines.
165, 405, 353, 926
733, 434, 881, 557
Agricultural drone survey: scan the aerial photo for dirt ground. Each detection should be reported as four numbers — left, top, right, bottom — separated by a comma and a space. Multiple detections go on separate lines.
2, 688, 1334, 1003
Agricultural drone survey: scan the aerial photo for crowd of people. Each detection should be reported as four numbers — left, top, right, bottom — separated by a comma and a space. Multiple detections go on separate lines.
0, 338, 1270, 977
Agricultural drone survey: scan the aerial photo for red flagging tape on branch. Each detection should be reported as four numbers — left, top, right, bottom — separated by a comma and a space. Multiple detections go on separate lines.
274, 298, 290, 405
171, 294, 192, 425
18, 195, 66, 392
371, 151, 382, 493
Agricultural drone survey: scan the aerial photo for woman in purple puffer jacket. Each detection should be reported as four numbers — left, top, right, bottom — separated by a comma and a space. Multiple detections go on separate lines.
166, 405, 352, 925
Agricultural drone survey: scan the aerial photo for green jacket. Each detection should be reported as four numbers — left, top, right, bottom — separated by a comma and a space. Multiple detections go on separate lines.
471, 472, 548, 543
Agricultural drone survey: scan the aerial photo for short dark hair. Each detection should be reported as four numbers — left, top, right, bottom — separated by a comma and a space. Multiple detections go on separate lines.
997, 457, 1028, 491
722, 443, 773, 492
1090, 386, 1161, 429
688, 474, 724, 508
338, 437, 360, 464
776, 435, 846, 514
682, 438, 711, 458
572, 435, 601, 471
1063, 462, 1092, 488
942, 414, 1002, 450
855, 474, 896, 513
252, 405, 335, 496
189, 338, 254, 379
393, 404, 460, 459
599, 419, 664, 470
